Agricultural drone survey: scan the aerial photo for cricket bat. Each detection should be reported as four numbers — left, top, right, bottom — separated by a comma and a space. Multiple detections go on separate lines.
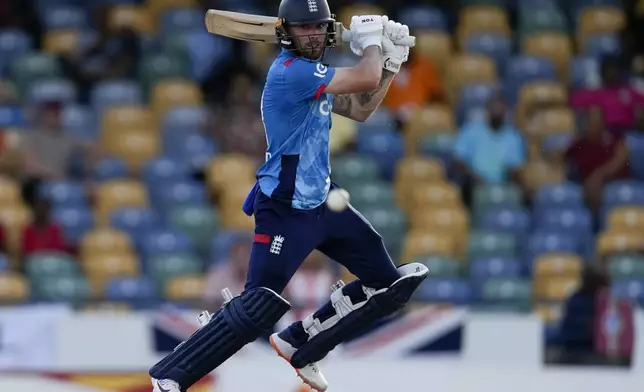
204, 9, 415, 47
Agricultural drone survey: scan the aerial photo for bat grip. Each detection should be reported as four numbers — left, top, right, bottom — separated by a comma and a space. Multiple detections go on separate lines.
341, 30, 416, 47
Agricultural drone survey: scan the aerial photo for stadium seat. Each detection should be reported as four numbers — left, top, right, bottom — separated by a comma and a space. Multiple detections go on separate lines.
446, 55, 497, 104
464, 34, 511, 74
602, 180, 644, 209
534, 183, 584, 211
42, 6, 88, 30
402, 231, 456, 262
151, 181, 207, 211
95, 180, 148, 225
415, 30, 452, 74
611, 279, 644, 304
84, 253, 140, 296
399, 5, 447, 30
534, 303, 562, 323
148, 252, 202, 290
80, 228, 134, 260
536, 275, 580, 301
410, 206, 469, 238
0, 29, 32, 74
0, 205, 32, 255
404, 105, 455, 152
143, 157, 190, 186
469, 257, 522, 279
472, 183, 523, 212
110, 208, 161, 242
10, 53, 61, 96
534, 253, 583, 276
569, 56, 600, 89
576, 6, 625, 48
596, 231, 644, 256
608, 254, 644, 280
478, 278, 532, 310
91, 80, 142, 111
457, 83, 500, 124
0, 176, 21, 205
356, 128, 405, 180
104, 276, 157, 306
457, 6, 510, 48
478, 207, 531, 234
607, 206, 644, 231
517, 81, 568, 130
140, 229, 194, 259
168, 205, 219, 254
415, 256, 461, 277
27, 78, 76, 104
108, 5, 154, 34
151, 79, 203, 119
504, 56, 557, 104
467, 230, 517, 260
101, 106, 156, 136
161, 105, 210, 132
159, 7, 204, 37
43, 30, 88, 55
53, 206, 95, 244
138, 54, 191, 97
166, 274, 205, 301
206, 154, 257, 193
25, 252, 80, 279
520, 161, 565, 192
103, 128, 160, 169
343, 181, 396, 210
407, 181, 462, 214
93, 157, 128, 181
62, 104, 98, 141
0, 273, 29, 303
162, 131, 217, 170
395, 156, 445, 202
526, 232, 581, 263
415, 278, 471, 304
583, 33, 621, 60
33, 275, 91, 304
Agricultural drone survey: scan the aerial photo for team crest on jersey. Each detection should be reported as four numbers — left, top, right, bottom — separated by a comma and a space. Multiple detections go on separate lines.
270, 235, 285, 255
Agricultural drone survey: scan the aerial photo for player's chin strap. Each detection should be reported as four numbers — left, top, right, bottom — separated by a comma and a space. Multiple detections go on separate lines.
290, 262, 429, 368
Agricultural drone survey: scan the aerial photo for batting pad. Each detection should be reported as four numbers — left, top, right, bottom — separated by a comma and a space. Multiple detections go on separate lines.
290, 263, 429, 368
149, 287, 291, 389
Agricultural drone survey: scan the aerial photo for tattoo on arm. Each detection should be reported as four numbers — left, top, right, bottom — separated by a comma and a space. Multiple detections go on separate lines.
333, 94, 353, 117
355, 70, 395, 106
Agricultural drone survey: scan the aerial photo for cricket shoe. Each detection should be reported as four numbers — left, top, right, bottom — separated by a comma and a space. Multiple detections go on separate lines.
269, 333, 329, 392
151, 378, 182, 392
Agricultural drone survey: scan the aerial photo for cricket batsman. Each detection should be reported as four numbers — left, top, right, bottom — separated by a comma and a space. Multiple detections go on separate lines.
150, 0, 429, 391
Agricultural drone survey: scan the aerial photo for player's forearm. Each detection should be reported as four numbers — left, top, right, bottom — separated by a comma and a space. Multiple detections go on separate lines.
353, 69, 395, 112
355, 46, 384, 90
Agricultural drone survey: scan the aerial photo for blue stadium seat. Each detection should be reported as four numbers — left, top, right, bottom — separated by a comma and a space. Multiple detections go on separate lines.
464, 35, 512, 75
534, 208, 592, 233
469, 257, 522, 279
414, 278, 471, 305
602, 180, 644, 209
569, 56, 600, 89
210, 230, 253, 265
163, 131, 217, 169
457, 83, 500, 124
583, 34, 621, 61
398, 5, 447, 30
0, 253, 9, 272
53, 206, 94, 244
42, 6, 88, 30
40, 180, 86, 207
93, 157, 128, 181
0, 29, 32, 74
62, 104, 98, 140
160, 8, 206, 36
570, 0, 621, 22
139, 229, 194, 259
111, 208, 161, 244
611, 279, 644, 305
478, 207, 531, 235
356, 129, 404, 180
162, 106, 209, 132
143, 157, 190, 187
525, 232, 581, 264
504, 56, 557, 103
151, 181, 207, 211
90, 80, 142, 111
28, 79, 77, 104
0, 106, 25, 127
104, 276, 158, 307
542, 133, 574, 153
534, 183, 584, 211
626, 132, 644, 180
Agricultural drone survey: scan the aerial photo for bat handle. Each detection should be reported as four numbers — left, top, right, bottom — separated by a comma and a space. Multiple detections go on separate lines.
341, 30, 416, 47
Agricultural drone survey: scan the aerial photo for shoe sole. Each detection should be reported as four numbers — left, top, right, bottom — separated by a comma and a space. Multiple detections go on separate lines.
269, 335, 327, 392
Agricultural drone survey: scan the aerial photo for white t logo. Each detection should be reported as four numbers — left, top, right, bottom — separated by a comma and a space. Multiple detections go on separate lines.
314, 63, 328, 78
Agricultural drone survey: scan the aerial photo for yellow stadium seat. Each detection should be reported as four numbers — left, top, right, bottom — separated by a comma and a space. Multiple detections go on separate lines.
84, 253, 140, 296
525, 107, 576, 141
607, 207, 644, 231
395, 157, 445, 204
95, 180, 148, 225
151, 79, 203, 118
534, 303, 562, 323
101, 106, 156, 136
407, 182, 462, 213
534, 253, 583, 276
415, 30, 453, 75
108, 5, 153, 34
402, 231, 456, 262
577, 6, 625, 48
80, 228, 133, 260
523, 33, 572, 83
0, 176, 20, 206
535, 275, 580, 301
84, 302, 132, 312
520, 161, 565, 192
410, 206, 468, 232
43, 30, 81, 55
0, 273, 29, 303
404, 105, 455, 152
596, 231, 644, 256
247, 43, 278, 72
166, 275, 205, 301
337, 4, 385, 30
446, 55, 497, 104
330, 113, 358, 153
219, 182, 256, 230
517, 81, 568, 131
457, 6, 510, 48
103, 129, 159, 169
0, 205, 32, 259
207, 154, 257, 193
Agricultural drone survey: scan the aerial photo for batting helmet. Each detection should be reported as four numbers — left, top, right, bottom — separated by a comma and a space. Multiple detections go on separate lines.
275, 0, 337, 53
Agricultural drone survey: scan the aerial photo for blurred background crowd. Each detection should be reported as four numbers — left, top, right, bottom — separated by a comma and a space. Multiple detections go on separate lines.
0, 0, 642, 367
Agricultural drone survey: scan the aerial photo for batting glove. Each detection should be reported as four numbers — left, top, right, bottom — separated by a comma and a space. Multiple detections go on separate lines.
349, 15, 384, 54
381, 17, 410, 74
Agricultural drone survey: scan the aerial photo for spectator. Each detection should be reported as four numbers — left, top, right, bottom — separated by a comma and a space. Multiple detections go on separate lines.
557, 266, 609, 364
563, 107, 630, 212
21, 197, 71, 257
453, 95, 526, 204
19, 101, 99, 204
570, 56, 644, 134
383, 48, 444, 125
210, 69, 267, 166
202, 235, 252, 309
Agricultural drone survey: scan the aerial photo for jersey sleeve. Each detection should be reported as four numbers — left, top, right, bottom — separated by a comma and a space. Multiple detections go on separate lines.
283, 59, 336, 102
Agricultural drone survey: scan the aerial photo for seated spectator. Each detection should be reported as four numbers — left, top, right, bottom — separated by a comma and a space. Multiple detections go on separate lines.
563, 107, 630, 212
21, 197, 71, 257
453, 95, 526, 204
202, 235, 252, 309
384, 49, 444, 125
570, 56, 644, 134
19, 100, 99, 205
210, 68, 266, 167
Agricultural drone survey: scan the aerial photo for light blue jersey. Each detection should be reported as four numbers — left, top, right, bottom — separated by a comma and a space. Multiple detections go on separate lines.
256, 49, 337, 210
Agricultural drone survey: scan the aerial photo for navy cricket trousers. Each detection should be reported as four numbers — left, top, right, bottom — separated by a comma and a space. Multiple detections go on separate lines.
244, 185, 401, 293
